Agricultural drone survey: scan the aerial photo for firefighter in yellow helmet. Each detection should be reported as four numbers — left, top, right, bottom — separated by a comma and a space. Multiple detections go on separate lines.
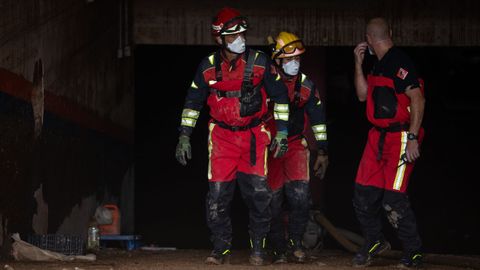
265, 32, 329, 263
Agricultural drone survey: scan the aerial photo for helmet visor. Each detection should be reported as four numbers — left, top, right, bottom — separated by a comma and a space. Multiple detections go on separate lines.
221, 17, 248, 35
281, 40, 305, 54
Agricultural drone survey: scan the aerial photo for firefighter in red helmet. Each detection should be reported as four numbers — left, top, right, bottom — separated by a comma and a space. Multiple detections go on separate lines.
266, 32, 328, 264
175, 7, 290, 266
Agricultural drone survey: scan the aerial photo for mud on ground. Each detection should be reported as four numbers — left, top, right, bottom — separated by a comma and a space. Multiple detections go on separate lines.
1, 249, 478, 270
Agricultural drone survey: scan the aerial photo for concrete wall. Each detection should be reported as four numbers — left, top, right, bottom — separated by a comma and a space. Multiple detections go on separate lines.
134, 0, 480, 46
0, 0, 134, 251
0, 0, 134, 130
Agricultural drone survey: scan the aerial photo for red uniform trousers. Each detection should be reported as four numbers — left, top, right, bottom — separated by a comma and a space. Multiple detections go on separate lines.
355, 128, 424, 193
267, 137, 310, 191
207, 122, 271, 181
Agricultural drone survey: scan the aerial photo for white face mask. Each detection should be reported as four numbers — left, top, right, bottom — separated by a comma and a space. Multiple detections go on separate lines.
226, 36, 246, 54
282, 60, 300, 76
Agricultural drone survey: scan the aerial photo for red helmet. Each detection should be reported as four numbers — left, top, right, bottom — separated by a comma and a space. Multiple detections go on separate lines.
211, 7, 248, 36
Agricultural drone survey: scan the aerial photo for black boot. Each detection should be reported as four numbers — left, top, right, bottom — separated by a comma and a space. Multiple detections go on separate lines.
205, 249, 231, 265
289, 238, 306, 263
249, 237, 268, 266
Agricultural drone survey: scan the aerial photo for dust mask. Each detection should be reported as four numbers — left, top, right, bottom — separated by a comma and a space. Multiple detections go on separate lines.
282, 60, 300, 76
226, 36, 246, 54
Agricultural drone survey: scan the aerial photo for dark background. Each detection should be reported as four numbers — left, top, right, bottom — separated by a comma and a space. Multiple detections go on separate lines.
135, 45, 480, 255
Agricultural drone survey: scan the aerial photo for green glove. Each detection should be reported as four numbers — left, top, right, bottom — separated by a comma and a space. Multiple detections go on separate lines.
270, 130, 288, 158
175, 135, 191, 166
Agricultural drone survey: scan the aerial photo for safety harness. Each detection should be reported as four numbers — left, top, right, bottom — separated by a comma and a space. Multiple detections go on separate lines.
210, 49, 264, 166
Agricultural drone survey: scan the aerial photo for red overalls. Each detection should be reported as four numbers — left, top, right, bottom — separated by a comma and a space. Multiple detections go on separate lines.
355, 75, 425, 193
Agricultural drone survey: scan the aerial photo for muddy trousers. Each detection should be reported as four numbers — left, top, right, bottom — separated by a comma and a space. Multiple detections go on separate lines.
353, 183, 422, 253
269, 181, 311, 252
206, 172, 272, 252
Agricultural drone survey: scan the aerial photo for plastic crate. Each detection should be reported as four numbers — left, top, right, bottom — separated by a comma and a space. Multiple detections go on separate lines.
27, 234, 85, 255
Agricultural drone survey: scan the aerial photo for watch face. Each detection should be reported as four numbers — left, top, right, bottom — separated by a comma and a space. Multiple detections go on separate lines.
407, 133, 417, 140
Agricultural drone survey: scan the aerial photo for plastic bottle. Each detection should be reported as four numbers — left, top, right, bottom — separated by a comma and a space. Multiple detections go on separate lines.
87, 221, 100, 251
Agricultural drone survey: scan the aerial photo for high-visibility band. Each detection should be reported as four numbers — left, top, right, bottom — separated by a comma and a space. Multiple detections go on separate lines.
181, 118, 196, 127
317, 100, 322, 105
274, 103, 289, 113
312, 124, 326, 133
182, 109, 200, 119
393, 132, 408, 190
190, 81, 198, 89
275, 74, 281, 81
207, 123, 216, 180
315, 132, 327, 141
209, 80, 217, 85
301, 73, 307, 83
274, 112, 289, 121
208, 55, 214, 65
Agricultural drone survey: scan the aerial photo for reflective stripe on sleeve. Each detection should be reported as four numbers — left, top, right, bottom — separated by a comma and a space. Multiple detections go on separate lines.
274, 103, 289, 113
314, 132, 327, 141
181, 118, 196, 127
312, 124, 326, 133
182, 109, 200, 119
274, 112, 289, 121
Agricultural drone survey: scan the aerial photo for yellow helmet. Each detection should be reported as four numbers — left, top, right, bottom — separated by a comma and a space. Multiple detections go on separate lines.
268, 32, 305, 59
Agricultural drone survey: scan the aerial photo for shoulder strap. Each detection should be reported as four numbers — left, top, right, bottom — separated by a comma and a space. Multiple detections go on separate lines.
293, 74, 302, 108
243, 49, 256, 84
214, 51, 222, 81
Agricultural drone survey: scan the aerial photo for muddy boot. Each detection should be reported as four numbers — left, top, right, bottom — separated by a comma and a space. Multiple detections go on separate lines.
352, 239, 391, 267
272, 250, 287, 264
249, 238, 268, 266
289, 239, 306, 263
205, 249, 231, 265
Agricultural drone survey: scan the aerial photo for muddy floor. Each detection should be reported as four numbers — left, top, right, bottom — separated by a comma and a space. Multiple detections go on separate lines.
2, 249, 479, 270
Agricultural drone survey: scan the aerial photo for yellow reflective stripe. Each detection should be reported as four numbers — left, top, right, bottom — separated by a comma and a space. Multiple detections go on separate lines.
412, 254, 422, 260
369, 242, 380, 253
275, 74, 281, 81
182, 109, 200, 119
263, 238, 266, 248
312, 124, 326, 133
264, 146, 268, 175
393, 132, 408, 191
317, 100, 322, 106
314, 133, 327, 141
274, 103, 289, 113
274, 112, 289, 121
255, 52, 259, 60
208, 55, 214, 65
190, 81, 198, 89
181, 118, 196, 127
207, 123, 216, 180
222, 249, 230, 255
250, 239, 253, 248
209, 80, 217, 85
301, 73, 307, 83
261, 125, 271, 176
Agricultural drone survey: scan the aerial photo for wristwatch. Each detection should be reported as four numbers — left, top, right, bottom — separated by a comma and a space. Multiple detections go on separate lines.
407, 132, 418, 141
